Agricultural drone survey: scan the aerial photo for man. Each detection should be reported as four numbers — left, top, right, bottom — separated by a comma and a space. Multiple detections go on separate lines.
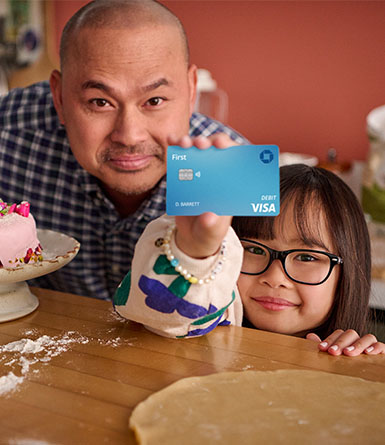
0, 0, 247, 300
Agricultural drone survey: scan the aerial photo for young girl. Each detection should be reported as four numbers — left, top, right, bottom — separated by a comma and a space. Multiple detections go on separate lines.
114, 139, 384, 357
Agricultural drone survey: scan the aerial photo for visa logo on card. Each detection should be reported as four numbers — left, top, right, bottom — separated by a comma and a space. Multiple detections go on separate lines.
167, 144, 280, 216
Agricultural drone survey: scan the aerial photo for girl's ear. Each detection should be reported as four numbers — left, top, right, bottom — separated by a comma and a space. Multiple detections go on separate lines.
49, 70, 65, 125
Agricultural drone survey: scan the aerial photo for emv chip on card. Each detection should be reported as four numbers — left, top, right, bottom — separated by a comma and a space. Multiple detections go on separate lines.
167, 144, 280, 216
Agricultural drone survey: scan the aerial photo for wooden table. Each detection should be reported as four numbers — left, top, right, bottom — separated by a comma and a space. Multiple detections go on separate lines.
1, 288, 384, 444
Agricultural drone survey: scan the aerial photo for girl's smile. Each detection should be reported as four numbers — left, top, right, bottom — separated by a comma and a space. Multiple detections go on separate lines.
250, 296, 299, 311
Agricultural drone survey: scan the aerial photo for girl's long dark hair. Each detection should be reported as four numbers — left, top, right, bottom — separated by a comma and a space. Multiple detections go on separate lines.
232, 164, 371, 337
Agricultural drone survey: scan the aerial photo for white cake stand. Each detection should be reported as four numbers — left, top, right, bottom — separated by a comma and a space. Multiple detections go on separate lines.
0, 229, 80, 322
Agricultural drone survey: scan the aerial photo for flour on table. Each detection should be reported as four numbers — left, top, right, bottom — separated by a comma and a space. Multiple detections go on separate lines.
0, 372, 24, 396
1, 325, 138, 396
97, 335, 137, 348
107, 307, 127, 323
241, 364, 254, 371
0, 331, 89, 397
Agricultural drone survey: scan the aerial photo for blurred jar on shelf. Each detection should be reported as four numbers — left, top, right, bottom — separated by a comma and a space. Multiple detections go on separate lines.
318, 148, 351, 175
317, 148, 367, 200
362, 105, 385, 283
194, 69, 228, 123
362, 105, 385, 225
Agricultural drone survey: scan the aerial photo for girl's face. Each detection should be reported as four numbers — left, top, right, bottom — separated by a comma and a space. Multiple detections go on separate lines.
237, 206, 341, 336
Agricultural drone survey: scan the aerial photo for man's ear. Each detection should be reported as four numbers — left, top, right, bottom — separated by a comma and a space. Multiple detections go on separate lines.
187, 64, 197, 115
49, 70, 65, 124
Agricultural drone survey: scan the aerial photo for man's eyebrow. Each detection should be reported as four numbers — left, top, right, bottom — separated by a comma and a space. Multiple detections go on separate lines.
81, 80, 110, 93
81, 78, 171, 94
141, 78, 170, 93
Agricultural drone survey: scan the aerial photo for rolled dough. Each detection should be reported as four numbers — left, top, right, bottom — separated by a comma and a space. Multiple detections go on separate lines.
129, 369, 385, 444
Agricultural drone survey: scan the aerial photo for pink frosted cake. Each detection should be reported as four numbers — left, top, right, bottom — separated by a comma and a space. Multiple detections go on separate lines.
0, 200, 43, 268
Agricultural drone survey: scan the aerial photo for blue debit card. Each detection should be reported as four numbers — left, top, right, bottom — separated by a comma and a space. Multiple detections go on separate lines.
167, 144, 280, 216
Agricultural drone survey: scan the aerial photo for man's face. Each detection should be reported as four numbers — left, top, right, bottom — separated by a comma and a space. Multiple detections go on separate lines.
51, 24, 196, 197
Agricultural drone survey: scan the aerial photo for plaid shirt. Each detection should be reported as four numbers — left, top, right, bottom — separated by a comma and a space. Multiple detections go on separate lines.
0, 81, 248, 300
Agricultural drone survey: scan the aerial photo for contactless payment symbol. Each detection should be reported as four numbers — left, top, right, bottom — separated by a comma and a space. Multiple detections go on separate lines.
260, 149, 274, 164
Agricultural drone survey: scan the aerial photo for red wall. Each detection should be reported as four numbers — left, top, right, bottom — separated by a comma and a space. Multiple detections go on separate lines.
53, 1, 385, 162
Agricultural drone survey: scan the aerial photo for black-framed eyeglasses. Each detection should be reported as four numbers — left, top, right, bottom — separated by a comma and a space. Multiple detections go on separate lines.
240, 239, 343, 286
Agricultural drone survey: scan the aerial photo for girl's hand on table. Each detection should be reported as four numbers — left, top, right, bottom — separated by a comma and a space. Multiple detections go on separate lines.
167, 134, 236, 259
306, 330, 385, 356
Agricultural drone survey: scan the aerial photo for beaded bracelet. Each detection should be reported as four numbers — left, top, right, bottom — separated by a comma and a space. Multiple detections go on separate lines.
155, 224, 227, 285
